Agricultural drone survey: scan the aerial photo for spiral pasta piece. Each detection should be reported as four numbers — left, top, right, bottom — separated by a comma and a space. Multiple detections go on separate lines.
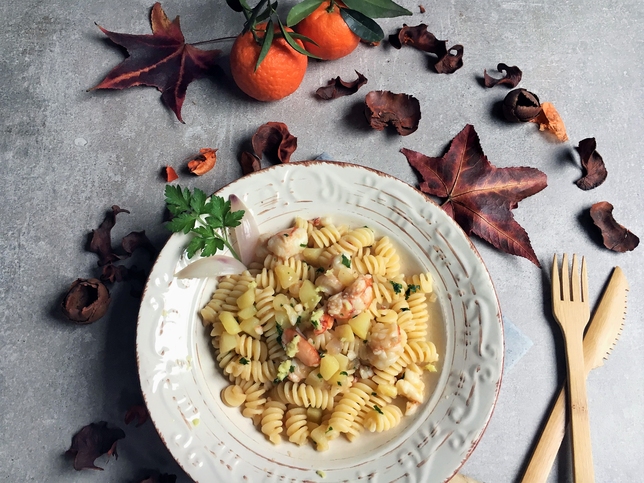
407, 273, 433, 294
318, 227, 375, 267
373, 236, 401, 277
261, 400, 287, 444
284, 406, 310, 445
310, 224, 344, 248
352, 253, 387, 276
221, 384, 247, 407
328, 381, 372, 434
242, 382, 267, 422
235, 334, 268, 361
224, 357, 277, 383
364, 404, 403, 432
399, 340, 439, 366
273, 382, 335, 410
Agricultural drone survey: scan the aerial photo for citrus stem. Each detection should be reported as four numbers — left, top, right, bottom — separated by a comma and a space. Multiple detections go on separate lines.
190, 36, 237, 46
327, 0, 336, 13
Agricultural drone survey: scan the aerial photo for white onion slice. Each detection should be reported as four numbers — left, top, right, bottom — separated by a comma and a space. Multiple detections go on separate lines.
230, 194, 260, 266
175, 255, 247, 279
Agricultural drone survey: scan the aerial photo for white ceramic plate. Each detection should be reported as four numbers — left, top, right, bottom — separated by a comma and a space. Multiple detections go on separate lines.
137, 162, 504, 483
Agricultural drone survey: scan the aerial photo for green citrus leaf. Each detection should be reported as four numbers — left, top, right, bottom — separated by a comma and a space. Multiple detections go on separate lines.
340, 8, 384, 43
341, 0, 411, 18
278, 18, 322, 59
256, 1, 278, 22
288, 31, 319, 46
256, 19, 274, 71
286, 0, 324, 26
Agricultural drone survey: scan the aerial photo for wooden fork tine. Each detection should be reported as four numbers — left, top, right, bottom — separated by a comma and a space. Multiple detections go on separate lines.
581, 256, 588, 304
571, 254, 581, 302
552, 254, 561, 301
561, 253, 570, 302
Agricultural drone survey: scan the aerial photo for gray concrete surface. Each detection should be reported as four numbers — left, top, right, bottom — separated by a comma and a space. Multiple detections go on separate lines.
1, 0, 642, 481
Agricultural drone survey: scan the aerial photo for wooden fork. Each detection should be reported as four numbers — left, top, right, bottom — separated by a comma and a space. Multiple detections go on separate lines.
552, 254, 595, 483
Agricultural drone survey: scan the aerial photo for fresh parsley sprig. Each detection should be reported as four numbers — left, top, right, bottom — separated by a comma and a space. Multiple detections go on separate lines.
164, 185, 245, 260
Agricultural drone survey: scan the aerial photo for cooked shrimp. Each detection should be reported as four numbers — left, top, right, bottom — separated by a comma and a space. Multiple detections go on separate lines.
315, 271, 343, 296
287, 358, 312, 383
313, 313, 335, 335
267, 227, 308, 259
326, 275, 374, 320
367, 322, 407, 370
282, 328, 321, 367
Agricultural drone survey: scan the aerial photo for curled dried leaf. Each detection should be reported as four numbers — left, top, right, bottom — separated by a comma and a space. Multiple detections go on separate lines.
364, 90, 421, 136
389, 24, 447, 58
88, 205, 130, 266
590, 201, 639, 252
532, 102, 568, 142
125, 404, 149, 427
484, 63, 522, 88
315, 71, 368, 100
61, 278, 111, 324
252, 122, 297, 163
187, 148, 217, 175
503, 88, 541, 122
575, 138, 607, 190
240, 151, 261, 175
66, 421, 125, 470
434, 44, 463, 74
164, 166, 178, 182
121, 230, 157, 259
419, 5, 426, 13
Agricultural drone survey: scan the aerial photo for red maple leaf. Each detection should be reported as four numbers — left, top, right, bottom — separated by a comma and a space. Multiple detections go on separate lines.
90, 3, 221, 122
402, 124, 547, 267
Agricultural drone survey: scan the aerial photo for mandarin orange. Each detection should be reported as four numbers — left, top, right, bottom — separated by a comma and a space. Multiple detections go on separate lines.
230, 24, 308, 101
294, 1, 360, 60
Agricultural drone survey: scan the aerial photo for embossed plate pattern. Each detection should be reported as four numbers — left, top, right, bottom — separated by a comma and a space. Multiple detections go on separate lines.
137, 162, 504, 483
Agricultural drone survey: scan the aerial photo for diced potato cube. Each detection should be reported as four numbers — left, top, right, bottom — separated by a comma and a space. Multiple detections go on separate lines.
305, 369, 325, 387
275, 265, 297, 289
320, 355, 340, 380
333, 353, 349, 372
219, 332, 238, 354
335, 324, 354, 343
337, 267, 356, 286
306, 407, 323, 424
237, 287, 256, 309
328, 370, 350, 388
219, 311, 241, 335
349, 312, 371, 340
239, 316, 261, 338
237, 305, 257, 320
299, 280, 321, 310
302, 248, 324, 265
273, 293, 291, 311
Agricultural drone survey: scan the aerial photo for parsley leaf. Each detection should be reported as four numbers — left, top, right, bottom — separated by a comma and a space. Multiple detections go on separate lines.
390, 280, 403, 294
405, 284, 420, 300
373, 405, 383, 415
164, 185, 244, 260
239, 357, 249, 365
341, 254, 351, 268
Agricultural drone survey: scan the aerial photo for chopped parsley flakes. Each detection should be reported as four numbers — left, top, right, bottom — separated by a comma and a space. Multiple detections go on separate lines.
341, 254, 351, 268
239, 357, 249, 365
405, 284, 420, 299
373, 405, 384, 415
390, 280, 403, 294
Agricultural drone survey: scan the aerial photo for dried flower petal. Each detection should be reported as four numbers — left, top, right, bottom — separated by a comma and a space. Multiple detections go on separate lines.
61, 278, 111, 324
390, 24, 447, 58
503, 88, 542, 123
419, 4, 426, 13
240, 151, 261, 175
532, 102, 568, 142
66, 421, 125, 470
315, 71, 368, 100
364, 90, 421, 136
575, 138, 607, 190
164, 166, 179, 182
252, 122, 297, 163
484, 63, 522, 88
125, 404, 149, 427
121, 230, 157, 259
187, 148, 217, 175
590, 201, 639, 252
434, 44, 463, 74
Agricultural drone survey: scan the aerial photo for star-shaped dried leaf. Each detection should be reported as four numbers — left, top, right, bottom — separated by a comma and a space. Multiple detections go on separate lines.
484, 63, 522, 88
252, 122, 297, 163
315, 71, 368, 100
364, 90, 421, 136
575, 138, 607, 190
91, 3, 221, 122
589, 201, 639, 252
66, 421, 125, 470
402, 124, 547, 266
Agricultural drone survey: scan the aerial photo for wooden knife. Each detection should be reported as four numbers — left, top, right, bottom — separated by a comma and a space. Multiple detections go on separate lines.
519, 266, 629, 483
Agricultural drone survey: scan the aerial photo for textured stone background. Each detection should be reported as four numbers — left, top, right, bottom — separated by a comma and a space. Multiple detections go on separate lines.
1, 0, 642, 481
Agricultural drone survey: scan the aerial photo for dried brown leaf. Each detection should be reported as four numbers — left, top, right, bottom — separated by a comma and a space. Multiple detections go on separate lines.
66, 421, 125, 470
61, 278, 111, 324
315, 71, 368, 100
125, 404, 149, 427
187, 148, 217, 175
364, 90, 421, 136
589, 201, 639, 252
434, 44, 463, 74
164, 166, 178, 182
252, 122, 297, 163
389, 24, 463, 73
240, 151, 261, 175
575, 138, 607, 190
503, 88, 541, 122
484, 63, 522, 88
88, 205, 130, 266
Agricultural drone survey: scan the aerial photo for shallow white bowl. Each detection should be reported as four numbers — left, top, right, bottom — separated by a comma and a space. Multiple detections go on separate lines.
137, 162, 504, 483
